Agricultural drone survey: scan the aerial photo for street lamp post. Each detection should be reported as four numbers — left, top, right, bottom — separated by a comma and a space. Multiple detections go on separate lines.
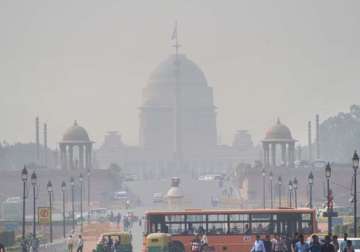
325, 162, 332, 235
21, 167, 28, 252
353, 151, 359, 237
308, 172, 314, 208
262, 169, 266, 209
269, 172, 273, 209
61, 181, 66, 238
79, 173, 84, 234
31, 171, 37, 240
288, 181, 293, 208
87, 169, 91, 223
278, 176, 282, 208
46, 181, 53, 243
293, 178, 298, 208
70, 177, 75, 232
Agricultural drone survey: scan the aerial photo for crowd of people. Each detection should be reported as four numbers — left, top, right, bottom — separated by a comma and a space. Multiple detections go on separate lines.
66, 234, 84, 252
249, 232, 355, 252
97, 235, 124, 252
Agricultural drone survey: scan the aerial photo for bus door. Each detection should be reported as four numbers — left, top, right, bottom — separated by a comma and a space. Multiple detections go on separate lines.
277, 214, 300, 237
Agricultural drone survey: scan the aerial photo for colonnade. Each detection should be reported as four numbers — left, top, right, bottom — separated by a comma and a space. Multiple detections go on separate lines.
59, 143, 92, 170
263, 141, 295, 168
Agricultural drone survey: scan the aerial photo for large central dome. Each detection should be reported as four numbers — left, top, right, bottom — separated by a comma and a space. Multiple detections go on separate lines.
148, 54, 208, 87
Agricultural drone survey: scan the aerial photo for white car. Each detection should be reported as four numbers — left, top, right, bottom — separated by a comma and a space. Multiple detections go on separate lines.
113, 191, 129, 200
152, 193, 163, 203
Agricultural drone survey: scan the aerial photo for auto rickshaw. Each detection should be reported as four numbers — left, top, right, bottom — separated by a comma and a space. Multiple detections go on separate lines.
95, 231, 132, 252
145, 233, 171, 252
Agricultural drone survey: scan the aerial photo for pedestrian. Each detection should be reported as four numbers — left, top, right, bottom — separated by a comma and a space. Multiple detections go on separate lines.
116, 213, 121, 227
0, 242, 5, 252
251, 235, 266, 252
291, 233, 300, 252
343, 240, 354, 252
264, 234, 272, 252
309, 235, 321, 252
76, 235, 84, 252
191, 234, 201, 252
332, 235, 339, 252
201, 232, 209, 251
106, 235, 113, 252
112, 238, 121, 252
67, 235, 74, 252
340, 233, 348, 252
320, 235, 335, 252
271, 234, 279, 252
294, 234, 310, 252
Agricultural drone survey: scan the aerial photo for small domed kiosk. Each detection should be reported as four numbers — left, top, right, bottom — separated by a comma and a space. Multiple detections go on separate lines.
59, 121, 94, 170
262, 118, 296, 168
166, 177, 184, 209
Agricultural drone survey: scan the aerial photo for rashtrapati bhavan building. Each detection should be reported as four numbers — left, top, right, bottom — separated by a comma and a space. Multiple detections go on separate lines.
94, 53, 258, 175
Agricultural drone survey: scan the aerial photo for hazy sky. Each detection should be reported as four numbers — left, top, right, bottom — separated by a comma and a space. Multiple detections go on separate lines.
1, 0, 360, 148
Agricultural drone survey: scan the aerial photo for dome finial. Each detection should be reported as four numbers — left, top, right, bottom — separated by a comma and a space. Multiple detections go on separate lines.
277, 117, 281, 124
74, 120, 78, 126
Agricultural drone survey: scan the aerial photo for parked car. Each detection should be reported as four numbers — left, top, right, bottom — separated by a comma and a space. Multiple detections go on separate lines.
113, 191, 129, 200
152, 193, 163, 203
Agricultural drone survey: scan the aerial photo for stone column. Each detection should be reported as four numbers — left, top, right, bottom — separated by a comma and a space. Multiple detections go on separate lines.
60, 144, 67, 170
288, 142, 295, 168
85, 144, 92, 170
69, 145, 74, 170
281, 143, 287, 166
271, 143, 276, 167
263, 142, 270, 168
79, 145, 84, 169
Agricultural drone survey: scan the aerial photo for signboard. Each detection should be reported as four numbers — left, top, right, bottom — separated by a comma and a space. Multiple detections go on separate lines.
38, 207, 50, 224
322, 211, 338, 217
4, 223, 17, 232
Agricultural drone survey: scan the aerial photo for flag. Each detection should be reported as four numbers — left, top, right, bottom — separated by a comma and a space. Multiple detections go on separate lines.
171, 21, 177, 40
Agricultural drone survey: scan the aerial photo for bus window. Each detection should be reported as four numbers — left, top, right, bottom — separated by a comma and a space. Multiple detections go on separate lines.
166, 215, 185, 222
168, 223, 186, 235
208, 214, 227, 222
208, 223, 227, 235
229, 214, 250, 234
251, 214, 272, 234
300, 213, 313, 234
208, 214, 228, 235
186, 214, 206, 235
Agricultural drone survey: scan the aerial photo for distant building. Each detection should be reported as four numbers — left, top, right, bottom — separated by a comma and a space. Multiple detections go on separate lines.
96, 52, 257, 174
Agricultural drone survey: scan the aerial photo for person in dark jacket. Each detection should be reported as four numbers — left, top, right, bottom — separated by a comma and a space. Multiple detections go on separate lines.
320, 236, 335, 252
264, 234, 272, 252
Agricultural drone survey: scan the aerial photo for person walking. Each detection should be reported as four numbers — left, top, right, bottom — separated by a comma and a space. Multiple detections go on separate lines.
309, 235, 321, 252
112, 239, 121, 252
76, 235, 84, 252
320, 236, 335, 252
294, 234, 310, 252
251, 235, 266, 252
343, 240, 354, 252
0, 242, 5, 252
106, 235, 113, 252
272, 235, 287, 252
332, 235, 339, 252
191, 234, 201, 252
340, 233, 348, 252
264, 234, 272, 252
67, 235, 74, 252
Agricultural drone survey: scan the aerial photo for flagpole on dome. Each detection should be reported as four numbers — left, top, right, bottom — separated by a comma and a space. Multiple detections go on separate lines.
171, 20, 181, 59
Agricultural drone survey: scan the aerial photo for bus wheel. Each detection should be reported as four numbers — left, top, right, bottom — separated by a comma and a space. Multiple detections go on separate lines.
169, 241, 185, 252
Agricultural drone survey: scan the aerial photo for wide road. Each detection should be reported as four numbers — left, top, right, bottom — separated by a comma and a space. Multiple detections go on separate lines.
83, 175, 228, 252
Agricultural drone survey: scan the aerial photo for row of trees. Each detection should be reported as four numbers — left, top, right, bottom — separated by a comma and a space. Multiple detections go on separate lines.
320, 104, 360, 163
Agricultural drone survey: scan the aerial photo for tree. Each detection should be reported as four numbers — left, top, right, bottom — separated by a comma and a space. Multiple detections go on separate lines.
320, 105, 360, 162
